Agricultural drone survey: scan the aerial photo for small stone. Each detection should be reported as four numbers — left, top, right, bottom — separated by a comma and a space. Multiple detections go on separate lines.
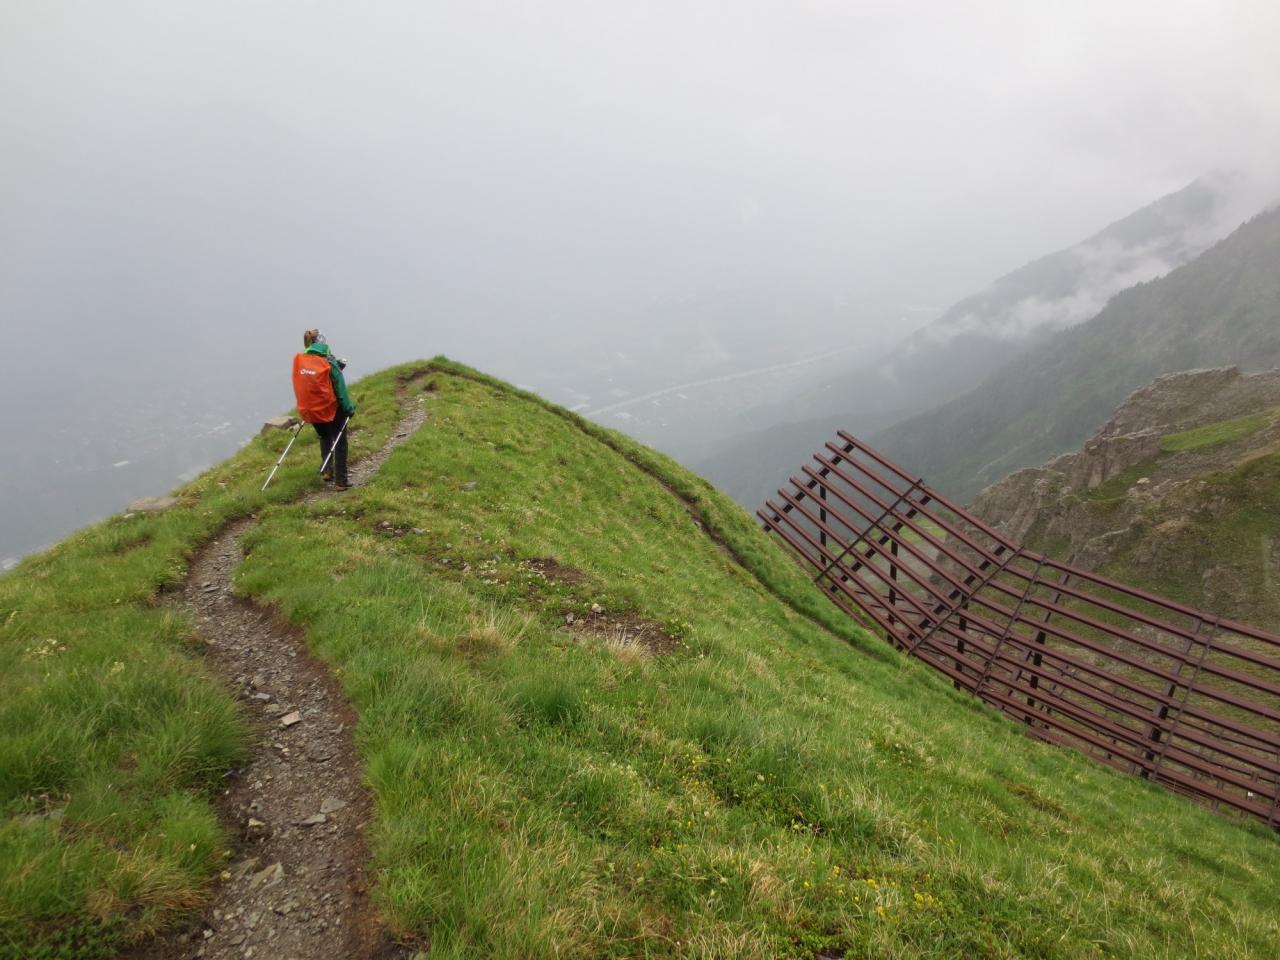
245, 817, 270, 840
260, 415, 299, 434
298, 813, 327, 827
229, 857, 259, 880
252, 692, 272, 702
203, 928, 214, 940
280, 712, 302, 727
319, 797, 347, 814
565, 613, 575, 625
252, 862, 285, 888
307, 747, 335, 762
590, 603, 604, 614
461, 481, 479, 491
411, 527, 425, 535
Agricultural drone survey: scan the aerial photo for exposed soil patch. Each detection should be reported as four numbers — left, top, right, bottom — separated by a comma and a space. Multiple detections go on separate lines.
564, 607, 681, 657
523, 556, 587, 585
130, 379, 430, 960
370, 521, 420, 540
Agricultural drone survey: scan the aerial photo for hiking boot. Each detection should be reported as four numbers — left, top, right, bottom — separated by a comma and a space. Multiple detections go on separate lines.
334, 481, 352, 491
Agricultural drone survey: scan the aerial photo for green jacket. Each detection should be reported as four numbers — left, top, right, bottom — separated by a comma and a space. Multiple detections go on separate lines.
305, 342, 356, 417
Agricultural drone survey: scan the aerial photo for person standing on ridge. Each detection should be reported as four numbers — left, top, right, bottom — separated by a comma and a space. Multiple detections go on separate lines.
292, 329, 356, 489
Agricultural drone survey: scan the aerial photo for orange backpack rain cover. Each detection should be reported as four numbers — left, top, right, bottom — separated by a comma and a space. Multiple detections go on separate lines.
292, 353, 337, 423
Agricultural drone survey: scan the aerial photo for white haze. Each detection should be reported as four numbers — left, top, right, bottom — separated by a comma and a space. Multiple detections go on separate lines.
2, 1, 1279, 564
923, 172, 1279, 344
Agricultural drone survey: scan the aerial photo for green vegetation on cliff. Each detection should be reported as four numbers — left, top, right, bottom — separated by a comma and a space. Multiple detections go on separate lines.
1093, 450, 1280, 627
3, 362, 1279, 959
1159, 408, 1278, 454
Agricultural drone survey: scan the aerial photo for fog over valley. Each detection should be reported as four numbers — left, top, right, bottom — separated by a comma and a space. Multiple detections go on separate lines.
3, 1, 1279, 565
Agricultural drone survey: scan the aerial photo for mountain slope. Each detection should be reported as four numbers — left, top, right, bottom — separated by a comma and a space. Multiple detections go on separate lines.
3, 362, 1279, 958
876, 204, 1280, 503
972, 366, 1280, 629
696, 174, 1266, 507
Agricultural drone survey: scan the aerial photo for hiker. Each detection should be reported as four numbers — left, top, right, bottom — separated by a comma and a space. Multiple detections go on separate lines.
292, 329, 357, 488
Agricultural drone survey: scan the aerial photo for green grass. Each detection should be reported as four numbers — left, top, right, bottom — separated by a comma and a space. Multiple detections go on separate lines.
1159, 408, 1278, 454
1082, 458, 1165, 502
236, 365, 1279, 958
897, 518, 945, 546
0, 363, 416, 959
4, 360, 1280, 958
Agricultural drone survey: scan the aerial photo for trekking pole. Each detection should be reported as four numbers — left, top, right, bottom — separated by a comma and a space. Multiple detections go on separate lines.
261, 423, 304, 492
319, 416, 351, 477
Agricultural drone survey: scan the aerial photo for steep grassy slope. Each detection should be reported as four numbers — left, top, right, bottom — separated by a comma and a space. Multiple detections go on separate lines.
4, 362, 1280, 959
875, 205, 1280, 502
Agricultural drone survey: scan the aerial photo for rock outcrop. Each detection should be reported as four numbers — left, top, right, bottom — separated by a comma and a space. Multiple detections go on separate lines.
260, 415, 301, 434
970, 367, 1280, 628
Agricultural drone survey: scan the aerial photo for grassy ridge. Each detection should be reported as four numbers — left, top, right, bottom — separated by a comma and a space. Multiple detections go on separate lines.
0, 365, 413, 959
235, 366, 1278, 958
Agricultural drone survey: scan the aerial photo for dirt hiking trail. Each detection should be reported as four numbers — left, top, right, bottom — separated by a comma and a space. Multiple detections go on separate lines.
133, 381, 429, 960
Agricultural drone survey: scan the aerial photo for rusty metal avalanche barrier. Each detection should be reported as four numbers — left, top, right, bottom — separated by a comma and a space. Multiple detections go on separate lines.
759, 431, 1280, 828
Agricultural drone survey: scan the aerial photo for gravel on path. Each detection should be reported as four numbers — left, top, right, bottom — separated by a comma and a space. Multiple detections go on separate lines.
130, 383, 430, 960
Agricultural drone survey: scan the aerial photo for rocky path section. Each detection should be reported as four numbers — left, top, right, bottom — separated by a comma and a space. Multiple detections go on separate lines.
134, 385, 429, 960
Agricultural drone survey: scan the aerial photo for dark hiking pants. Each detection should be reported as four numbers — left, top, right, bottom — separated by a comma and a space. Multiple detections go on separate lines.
313, 414, 349, 485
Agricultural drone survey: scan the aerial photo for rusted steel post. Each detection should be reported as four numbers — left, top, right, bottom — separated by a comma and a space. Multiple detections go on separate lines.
887, 539, 899, 627
1149, 619, 1217, 783
809, 480, 923, 586
953, 601, 969, 691
1142, 616, 1205, 777
908, 547, 1023, 657
1022, 570, 1071, 722
973, 558, 1045, 716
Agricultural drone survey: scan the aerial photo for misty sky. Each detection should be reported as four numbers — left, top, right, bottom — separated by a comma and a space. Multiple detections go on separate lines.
3, 1, 1280, 561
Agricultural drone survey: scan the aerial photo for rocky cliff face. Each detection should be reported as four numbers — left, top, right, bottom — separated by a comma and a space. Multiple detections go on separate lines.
970, 366, 1280, 626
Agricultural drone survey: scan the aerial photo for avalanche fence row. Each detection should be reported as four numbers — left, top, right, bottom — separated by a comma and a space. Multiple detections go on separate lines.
759, 431, 1280, 829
